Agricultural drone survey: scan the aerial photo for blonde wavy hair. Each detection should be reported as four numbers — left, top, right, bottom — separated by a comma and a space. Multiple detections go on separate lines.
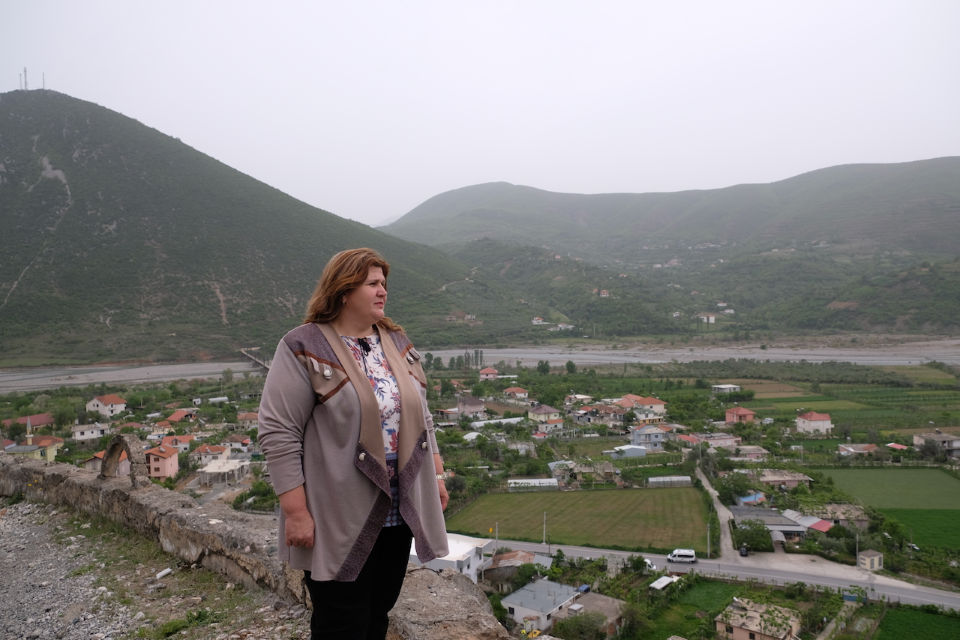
303, 248, 403, 333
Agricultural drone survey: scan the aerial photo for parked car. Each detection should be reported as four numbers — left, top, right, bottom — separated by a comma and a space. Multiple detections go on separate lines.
667, 549, 698, 563
645, 558, 658, 572
739, 546, 748, 557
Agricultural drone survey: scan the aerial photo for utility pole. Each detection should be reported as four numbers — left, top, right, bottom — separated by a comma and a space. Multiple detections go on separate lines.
708, 522, 711, 559
543, 512, 546, 544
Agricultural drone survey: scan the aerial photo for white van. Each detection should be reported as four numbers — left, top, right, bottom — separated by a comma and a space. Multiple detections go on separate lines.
667, 549, 697, 563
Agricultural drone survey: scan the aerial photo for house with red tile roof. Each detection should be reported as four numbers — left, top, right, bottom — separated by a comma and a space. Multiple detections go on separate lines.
190, 444, 230, 465
3, 439, 16, 450
503, 387, 528, 399
86, 394, 127, 418
2, 413, 55, 429
224, 434, 251, 451
621, 395, 667, 415
167, 409, 197, 423
144, 444, 179, 480
838, 443, 878, 456
796, 411, 833, 434
161, 435, 196, 453
81, 450, 130, 476
237, 412, 259, 427
725, 407, 756, 424
479, 367, 498, 381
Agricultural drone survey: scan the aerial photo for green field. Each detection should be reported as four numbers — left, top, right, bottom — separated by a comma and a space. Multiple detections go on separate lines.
823, 469, 960, 509
876, 608, 960, 639
647, 581, 740, 640
445, 488, 707, 552
878, 509, 960, 549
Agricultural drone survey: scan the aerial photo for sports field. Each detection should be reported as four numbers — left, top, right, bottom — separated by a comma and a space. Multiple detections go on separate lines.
823, 469, 960, 509
445, 488, 707, 552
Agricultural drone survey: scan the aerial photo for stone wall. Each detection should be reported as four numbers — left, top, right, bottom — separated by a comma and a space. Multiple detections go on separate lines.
0, 453, 508, 640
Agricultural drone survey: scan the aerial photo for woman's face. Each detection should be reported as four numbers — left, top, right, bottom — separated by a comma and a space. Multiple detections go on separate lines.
341, 266, 387, 328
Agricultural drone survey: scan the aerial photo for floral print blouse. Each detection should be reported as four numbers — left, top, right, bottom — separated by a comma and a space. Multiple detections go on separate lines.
341, 333, 404, 527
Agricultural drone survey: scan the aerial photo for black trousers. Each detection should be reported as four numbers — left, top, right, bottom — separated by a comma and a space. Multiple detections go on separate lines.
304, 524, 413, 640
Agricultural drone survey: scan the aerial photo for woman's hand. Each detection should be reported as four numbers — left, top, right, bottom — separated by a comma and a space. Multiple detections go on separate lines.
278, 485, 314, 548
285, 510, 316, 548
438, 479, 449, 511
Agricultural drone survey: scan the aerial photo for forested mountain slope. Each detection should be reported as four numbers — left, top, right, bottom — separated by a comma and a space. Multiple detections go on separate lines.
382, 158, 960, 261
0, 90, 481, 363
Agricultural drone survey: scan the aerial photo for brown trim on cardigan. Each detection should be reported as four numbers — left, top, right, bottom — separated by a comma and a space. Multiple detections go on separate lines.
296, 351, 346, 374
355, 443, 391, 495
333, 491, 393, 582
317, 378, 349, 405
398, 430, 437, 562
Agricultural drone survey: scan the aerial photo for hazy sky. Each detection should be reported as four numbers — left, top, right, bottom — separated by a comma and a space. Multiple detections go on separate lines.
3, 1, 958, 226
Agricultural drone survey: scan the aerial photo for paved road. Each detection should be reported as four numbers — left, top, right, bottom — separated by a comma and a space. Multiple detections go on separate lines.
0, 361, 262, 393
493, 538, 960, 609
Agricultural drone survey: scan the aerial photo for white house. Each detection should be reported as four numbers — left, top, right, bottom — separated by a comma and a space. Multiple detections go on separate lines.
408, 533, 493, 584
71, 423, 110, 442
190, 444, 231, 466
631, 425, 666, 450
711, 384, 741, 394
479, 367, 498, 381
86, 394, 127, 418
796, 411, 833, 434
502, 580, 580, 633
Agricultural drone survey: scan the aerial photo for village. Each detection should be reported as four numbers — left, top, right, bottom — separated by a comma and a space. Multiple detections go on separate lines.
3, 360, 960, 640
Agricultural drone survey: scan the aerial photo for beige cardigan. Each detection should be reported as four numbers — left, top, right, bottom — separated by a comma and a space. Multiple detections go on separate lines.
258, 322, 448, 581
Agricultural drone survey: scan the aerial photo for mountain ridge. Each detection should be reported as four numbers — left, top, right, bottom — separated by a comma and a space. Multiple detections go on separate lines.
382, 157, 960, 260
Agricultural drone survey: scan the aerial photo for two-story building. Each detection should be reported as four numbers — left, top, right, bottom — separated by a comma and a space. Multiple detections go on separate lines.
690, 433, 742, 449
71, 423, 110, 442
621, 394, 666, 415
725, 407, 756, 424
631, 424, 667, 451
479, 367, 498, 381
795, 411, 833, 434
457, 396, 486, 419
86, 394, 127, 418
912, 432, 960, 457
160, 435, 196, 453
144, 444, 179, 481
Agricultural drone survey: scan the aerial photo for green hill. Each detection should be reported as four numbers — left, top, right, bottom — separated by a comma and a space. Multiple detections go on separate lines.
382, 159, 960, 261
0, 90, 490, 364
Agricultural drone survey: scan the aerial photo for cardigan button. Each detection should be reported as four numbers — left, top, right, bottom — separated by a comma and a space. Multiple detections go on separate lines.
323, 367, 332, 379
421, 442, 428, 450
358, 452, 366, 462
406, 354, 415, 364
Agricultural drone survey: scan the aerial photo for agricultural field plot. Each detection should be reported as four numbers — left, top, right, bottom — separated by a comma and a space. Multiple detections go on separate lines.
721, 379, 808, 398
875, 607, 960, 639
880, 365, 957, 384
823, 469, 960, 510
879, 508, 960, 549
768, 399, 873, 411
445, 488, 707, 551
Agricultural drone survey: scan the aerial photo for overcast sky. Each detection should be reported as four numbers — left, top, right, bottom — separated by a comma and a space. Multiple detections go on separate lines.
3, 1, 958, 226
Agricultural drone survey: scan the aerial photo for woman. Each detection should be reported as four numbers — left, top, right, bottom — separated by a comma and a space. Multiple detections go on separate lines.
258, 248, 449, 640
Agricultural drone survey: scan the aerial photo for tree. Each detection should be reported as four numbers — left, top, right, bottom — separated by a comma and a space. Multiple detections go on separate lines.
222, 368, 234, 383
440, 379, 455, 397
424, 352, 434, 369
566, 360, 577, 374
552, 611, 606, 640
733, 518, 773, 552
715, 472, 755, 505
537, 360, 551, 375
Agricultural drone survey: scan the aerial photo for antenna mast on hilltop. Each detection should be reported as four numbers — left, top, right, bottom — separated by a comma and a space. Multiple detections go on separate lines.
24, 67, 28, 91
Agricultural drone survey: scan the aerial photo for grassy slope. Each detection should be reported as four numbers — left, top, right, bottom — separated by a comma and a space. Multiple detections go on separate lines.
445, 488, 708, 552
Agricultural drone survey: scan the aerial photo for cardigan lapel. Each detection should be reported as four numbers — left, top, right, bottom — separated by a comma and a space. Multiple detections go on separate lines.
376, 325, 425, 473
316, 323, 386, 469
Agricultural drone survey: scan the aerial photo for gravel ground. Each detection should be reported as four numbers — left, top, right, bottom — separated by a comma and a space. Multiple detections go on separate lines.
0, 499, 310, 640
